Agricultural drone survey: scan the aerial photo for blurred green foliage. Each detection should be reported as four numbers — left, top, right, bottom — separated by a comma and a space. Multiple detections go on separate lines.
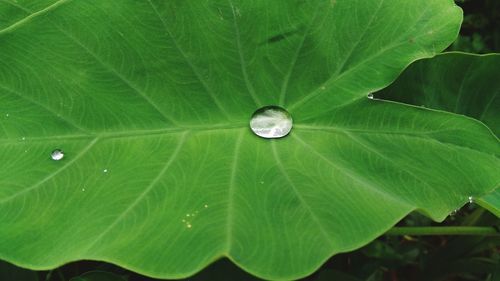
449, 0, 500, 53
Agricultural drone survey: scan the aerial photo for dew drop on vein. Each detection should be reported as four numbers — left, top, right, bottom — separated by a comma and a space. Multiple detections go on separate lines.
468, 196, 474, 204
250, 106, 292, 139
51, 149, 64, 161
367, 93, 374, 99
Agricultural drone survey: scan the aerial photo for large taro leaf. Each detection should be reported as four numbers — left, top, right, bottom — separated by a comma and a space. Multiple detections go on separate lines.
376, 53, 500, 217
0, 0, 498, 280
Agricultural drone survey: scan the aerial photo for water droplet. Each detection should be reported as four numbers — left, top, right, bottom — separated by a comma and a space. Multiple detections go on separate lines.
186, 214, 191, 217
81, 188, 86, 192
103, 169, 108, 173
21, 137, 25, 141
204, 204, 208, 208
51, 149, 64, 161
5, 113, 9, 117
250, 105, 292, 139
367, 93, 374, 99
468, 196, 474, 204
186, 223, 192, 228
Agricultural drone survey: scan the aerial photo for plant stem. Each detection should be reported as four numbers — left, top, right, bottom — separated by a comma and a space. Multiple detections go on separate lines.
386, 226, 500, 236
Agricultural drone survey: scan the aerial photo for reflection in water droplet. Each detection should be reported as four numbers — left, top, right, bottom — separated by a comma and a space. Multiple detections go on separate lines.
367, 93, 374, 99
468, 196, 474, 204
51, 149, 64, 161
250, 106, 292, 139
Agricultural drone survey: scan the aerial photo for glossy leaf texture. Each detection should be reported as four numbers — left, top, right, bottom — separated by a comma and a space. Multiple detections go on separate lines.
376, 53, 500, 217
0, 0, 497, 280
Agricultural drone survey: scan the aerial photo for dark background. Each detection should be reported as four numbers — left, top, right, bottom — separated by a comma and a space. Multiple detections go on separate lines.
1, 0, 499, 280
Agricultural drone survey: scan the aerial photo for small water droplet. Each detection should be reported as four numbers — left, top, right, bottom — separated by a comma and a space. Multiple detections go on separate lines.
449, 209, 459, 218
367, 93, 374, 99
81, 188, 86, 192
186, 223, 192, 228
204, 204, 208, 208
468, 196, 474, 204
5, 113, 9, 117
21, 137, 25, 141
250, 105, 292, 139
103, 169, 108, 173
186, 214, 190, 217
51, 149, 64, 161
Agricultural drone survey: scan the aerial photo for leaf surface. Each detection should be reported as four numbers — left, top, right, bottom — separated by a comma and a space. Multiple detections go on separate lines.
0, 1, 497, 280
377, 53, 500, 217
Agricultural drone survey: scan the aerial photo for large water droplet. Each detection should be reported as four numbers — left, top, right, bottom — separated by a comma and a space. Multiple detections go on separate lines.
51, 149, 64, 161
250, 106, 292, 139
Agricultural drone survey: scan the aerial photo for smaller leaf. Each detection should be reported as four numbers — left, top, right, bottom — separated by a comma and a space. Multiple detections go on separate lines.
376, 52, 500, 216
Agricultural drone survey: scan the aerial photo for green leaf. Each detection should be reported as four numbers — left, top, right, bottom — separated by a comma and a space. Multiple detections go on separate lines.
1, 1, 497, 280
376, 52, 500, 135
479, 190, 500, 217
376, 52, 500, 216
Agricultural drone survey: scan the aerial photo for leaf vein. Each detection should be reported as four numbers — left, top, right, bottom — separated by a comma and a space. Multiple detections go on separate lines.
225, 129, 245, 253
0, 137, 99, 204
271, 141, 336, 247
82, 131, 189, 254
